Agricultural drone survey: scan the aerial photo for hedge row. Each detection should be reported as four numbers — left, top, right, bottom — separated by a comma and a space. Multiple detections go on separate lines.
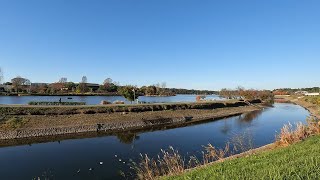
28, 101, 86, 106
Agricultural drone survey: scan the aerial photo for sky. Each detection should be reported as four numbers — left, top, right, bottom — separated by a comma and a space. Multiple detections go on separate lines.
0, 0, 320, 90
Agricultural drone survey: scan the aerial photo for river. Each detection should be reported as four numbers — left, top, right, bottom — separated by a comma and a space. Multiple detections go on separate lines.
0, 94, 222, 105
0, 103, 309, 179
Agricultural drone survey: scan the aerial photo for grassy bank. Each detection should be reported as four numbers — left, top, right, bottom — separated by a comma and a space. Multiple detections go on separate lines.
165, 135, 320, 180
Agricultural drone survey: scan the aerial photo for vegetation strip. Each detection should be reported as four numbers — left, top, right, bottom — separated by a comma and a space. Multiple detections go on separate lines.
0, 100, 259, 116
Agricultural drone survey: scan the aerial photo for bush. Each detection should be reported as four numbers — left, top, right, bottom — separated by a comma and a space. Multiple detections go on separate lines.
100, 100, 111, 105
5, 117, 27, 129
113, 100, 125, 104
304, 96, 320, 105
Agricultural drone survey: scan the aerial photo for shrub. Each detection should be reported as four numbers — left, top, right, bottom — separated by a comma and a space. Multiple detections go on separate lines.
4, 117, 27, 129
100, 100, 111, 105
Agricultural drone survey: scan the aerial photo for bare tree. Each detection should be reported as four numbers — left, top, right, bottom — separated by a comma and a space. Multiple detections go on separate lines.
0, 67, 3, 85
11, 76, 31, 92
81, 76, 87, 83
58, 77, 67, 83
103, 78, 113, 85
161, 82, 167, 89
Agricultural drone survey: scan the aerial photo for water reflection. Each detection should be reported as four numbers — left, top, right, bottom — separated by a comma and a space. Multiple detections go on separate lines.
220, 120, 232, 134
116, 133, 140, 144
238, 110, 263, 123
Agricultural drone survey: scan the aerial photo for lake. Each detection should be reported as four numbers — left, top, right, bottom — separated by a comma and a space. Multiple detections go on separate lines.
0, 103, 310, 179
0, 94, 223, 105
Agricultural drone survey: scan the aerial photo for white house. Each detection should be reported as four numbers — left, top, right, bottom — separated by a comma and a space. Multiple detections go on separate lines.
305, 93, 320, 96
295, 91, 308, 95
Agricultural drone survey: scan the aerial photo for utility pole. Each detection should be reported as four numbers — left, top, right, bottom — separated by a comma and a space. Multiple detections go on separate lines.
132, 89, 136, 104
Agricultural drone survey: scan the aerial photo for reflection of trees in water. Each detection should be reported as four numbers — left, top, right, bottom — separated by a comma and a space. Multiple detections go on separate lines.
221, 110, 263, 134
116, 133, 140, 144
238, 110, 263, 123
220, 119, 232, 134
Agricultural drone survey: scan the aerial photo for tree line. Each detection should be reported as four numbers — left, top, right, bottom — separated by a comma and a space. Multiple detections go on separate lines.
219, 87, 274, 102
0, 75, 217, 98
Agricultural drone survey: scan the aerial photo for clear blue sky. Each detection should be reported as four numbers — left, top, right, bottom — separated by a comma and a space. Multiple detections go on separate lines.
0, 0, 319, 90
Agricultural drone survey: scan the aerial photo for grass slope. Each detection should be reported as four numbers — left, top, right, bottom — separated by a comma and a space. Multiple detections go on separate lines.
165, 135, 320, 180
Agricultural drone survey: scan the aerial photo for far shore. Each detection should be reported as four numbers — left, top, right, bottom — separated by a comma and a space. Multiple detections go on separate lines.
0, 93, 121, 96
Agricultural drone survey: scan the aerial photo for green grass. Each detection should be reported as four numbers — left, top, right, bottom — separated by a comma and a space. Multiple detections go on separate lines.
164, 135, 320, 180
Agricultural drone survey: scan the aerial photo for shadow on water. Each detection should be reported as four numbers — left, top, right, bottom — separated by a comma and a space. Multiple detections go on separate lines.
115, 133, 140, 145
220, 109, 263, 134
237, 110, 263, 123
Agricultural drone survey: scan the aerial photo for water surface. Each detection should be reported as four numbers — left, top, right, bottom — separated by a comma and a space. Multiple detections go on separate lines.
0, 94, 222, 105
0, 103, 309, 179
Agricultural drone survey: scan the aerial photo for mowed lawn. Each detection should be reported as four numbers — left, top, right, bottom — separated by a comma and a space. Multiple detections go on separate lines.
164, 135, 320, 180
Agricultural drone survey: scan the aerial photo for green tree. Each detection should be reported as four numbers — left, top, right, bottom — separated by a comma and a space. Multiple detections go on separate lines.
118, 85, 137, 102
145, 86, 157, 96
76, 83, 89, 93
65, 82, 76, 91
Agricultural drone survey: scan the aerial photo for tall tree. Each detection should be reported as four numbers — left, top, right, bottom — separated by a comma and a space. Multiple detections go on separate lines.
103, 78, 113, 85
81, 76, 87, 83
0, 67, 3, 85
58, 77, 67, 83
11, 76, 31, 92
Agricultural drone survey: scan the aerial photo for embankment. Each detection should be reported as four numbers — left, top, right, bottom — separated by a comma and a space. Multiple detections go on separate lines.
0, 100, 263, 140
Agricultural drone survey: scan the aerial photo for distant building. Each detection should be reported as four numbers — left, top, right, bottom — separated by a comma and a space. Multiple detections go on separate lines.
0, 85, 12, 92
85, 83, 100, 91
305, 93, 320, 96
295, 91, 308, 95
31, 83, 49, 87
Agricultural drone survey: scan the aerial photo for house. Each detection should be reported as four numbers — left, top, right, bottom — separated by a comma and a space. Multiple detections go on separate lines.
0, 85, 12, 92
305, 93, 320, 96
295, 91, 308, 95
85, 83, 100, 91
31, 83, 49, 87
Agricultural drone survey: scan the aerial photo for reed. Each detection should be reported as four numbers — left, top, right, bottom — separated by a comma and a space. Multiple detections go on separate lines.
276, 118, 320, 146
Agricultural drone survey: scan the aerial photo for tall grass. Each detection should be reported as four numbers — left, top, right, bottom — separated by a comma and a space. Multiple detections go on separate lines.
276, 118, 320, 146
130, 132, 253, 180
131, 147, 187, 180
